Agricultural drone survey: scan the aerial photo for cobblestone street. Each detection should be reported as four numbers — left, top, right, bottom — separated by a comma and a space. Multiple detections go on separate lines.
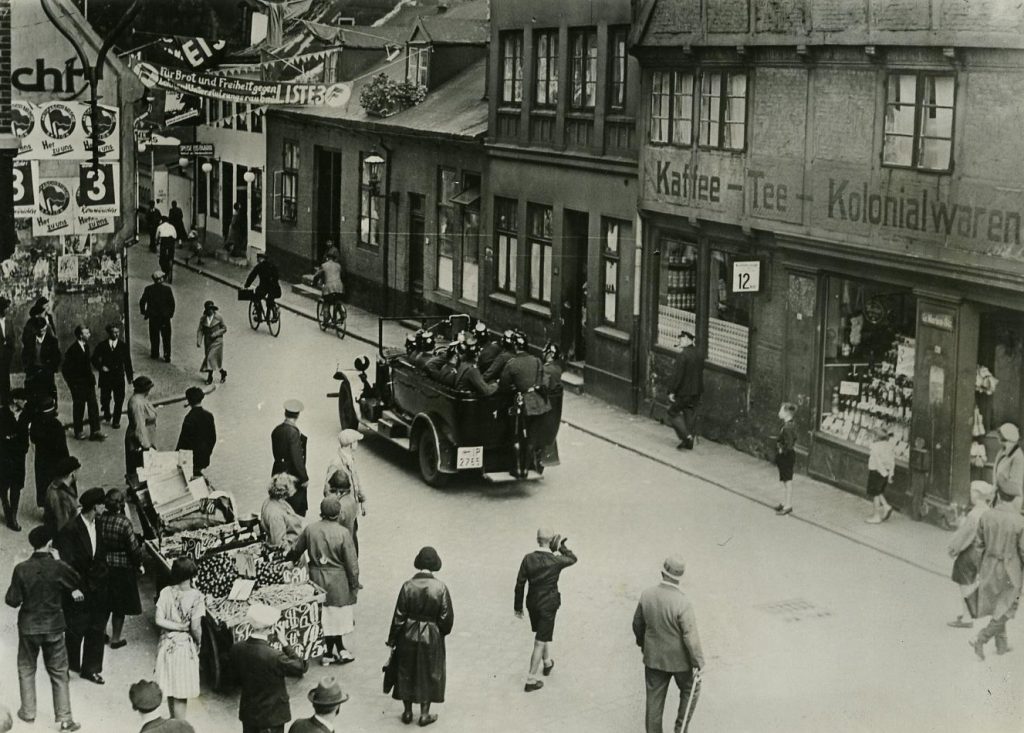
1, 249, 1020, 733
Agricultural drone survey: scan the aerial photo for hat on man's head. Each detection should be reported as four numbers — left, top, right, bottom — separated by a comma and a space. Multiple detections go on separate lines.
28, 525, 53, 549
28, 304, 44, 317
338, 428, 363, 447
662, 556, 686, 580
129, 680, 163, 713
80, 487, 106, 511
246, 603, 280, 630
185, 387, 205, 406
204, 300, 218, 311
320, 495, 342, 519
284, 399, 304, 416
33, 296, 48, 308
37, 397, 56, 413
151, 270, 165, 281
308, 677, 349, 706
998, 423, 1020, 443
55, 455, 81, 476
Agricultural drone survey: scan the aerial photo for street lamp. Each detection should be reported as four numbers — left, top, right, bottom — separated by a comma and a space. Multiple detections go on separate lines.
201, 162, 213, 253
364, 152, 390, 313
364, 154, 385, 196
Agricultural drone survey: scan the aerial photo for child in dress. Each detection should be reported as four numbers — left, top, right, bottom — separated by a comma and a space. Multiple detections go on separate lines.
866, 429, 896, 523
154, 558, 205, 720
773, 403, 798, 516
946, 480, 994, 628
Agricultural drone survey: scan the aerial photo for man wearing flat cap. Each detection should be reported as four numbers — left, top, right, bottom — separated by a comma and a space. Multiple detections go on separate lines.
139, 270, 175, 362
633, 557, 705, 733
288, 677, 348, 733
272, 399, 309, 516
666, 331, 704, 451
970, 483, 1024, 660
176, 387, 216, 478
5, 526, 83, 732
232, 603, 308, 733
55, 487, 109, 685
129, 680, 194, 732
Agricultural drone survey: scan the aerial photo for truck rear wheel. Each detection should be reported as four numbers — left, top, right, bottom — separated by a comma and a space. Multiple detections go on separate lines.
417, 429, 450, 487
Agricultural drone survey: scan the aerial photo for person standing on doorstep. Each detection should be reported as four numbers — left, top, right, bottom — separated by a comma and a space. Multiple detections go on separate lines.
125, 377, 158, 479
288, 678, 348, 733
323, 428, 367, 553
140, 270, 175, 362
5, 525, 83, 732
865, 428, 897, 523
947, 480, 995, 629
97, 489, 144, 650
30, 399, 69, 511
773, 402, 798, 517
231, 603, 308, 733
91, 323, 134, 428
196, 300, 227, 385
287, 496, 360, 666
272, 399, 309, 516
168, 200, 187, 244
22, 315, 61, 410
61, 326, 106, 442
993, 422, 1024, 512
667, 330, 703, 451
969, 483, 1024, 660
0, 296, 14, 404
43, 456, 82, 535
226, 202, 248, 258
0, 388, 30, 531
144, 201, 162, 252
129, 680, 195, 733
156, 216, 179, 284
56, 487, 109, 685
514, 528, 578, 692
175, 387, 216, 478
633, 557, 705, 733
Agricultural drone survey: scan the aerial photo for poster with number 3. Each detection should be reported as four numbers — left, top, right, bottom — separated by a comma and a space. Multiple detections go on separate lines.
78, 162, 120, 216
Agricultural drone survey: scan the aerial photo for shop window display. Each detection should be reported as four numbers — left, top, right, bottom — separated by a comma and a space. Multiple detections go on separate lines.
819, 277, 916, 461
707, 250, 751, 373
657, 238, 698, 349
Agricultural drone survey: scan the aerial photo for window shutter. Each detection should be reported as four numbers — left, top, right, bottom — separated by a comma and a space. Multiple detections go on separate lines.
273, 169, 283, 220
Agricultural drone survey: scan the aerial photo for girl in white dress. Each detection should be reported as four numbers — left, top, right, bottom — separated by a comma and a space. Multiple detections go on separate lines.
154, 558, 205, 720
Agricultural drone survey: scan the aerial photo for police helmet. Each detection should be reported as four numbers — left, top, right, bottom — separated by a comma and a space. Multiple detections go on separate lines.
457, 340, 479, 360
542, 342, 562, 361
513, 330, 528, 350
405, 333, 418, 354
501, 329, 516, 348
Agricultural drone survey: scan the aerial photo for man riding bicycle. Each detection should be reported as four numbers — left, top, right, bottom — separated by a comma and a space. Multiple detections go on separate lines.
313, 247, 345, 317
244, 251, 282, 322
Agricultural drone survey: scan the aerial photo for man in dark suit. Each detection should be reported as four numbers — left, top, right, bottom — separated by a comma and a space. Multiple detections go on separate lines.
61, 326, 105, 442
271, 400, 309, 516
667, 331, 704, 451
176, 387, 216, 478
20, 297, 57, 350
514, 527, 578, 692
91, 323, 133, 428
129, 680, 194, 732
288, 678, 348, 733
22, 316, 61, 410
232, 603, 308, 733
632, 557, 705, 733
245, 251, 282, 322
55, 487, 108, 685
0, 388, 30, 530
0, 296, 14, 404
29, 399, 69, 509
139, 270, 175, 362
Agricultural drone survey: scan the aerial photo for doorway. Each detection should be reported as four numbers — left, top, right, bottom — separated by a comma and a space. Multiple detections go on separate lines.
314, 147, 343, 263
234, 164, 248, 243
561, 210, 589, 361
220, 162, 234, 239
408, 193, 426, 314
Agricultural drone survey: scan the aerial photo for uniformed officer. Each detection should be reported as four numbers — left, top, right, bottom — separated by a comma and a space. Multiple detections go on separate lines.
411, 331, 436, 369
541, 343, 564, 394
455, 342, 497, 396
499, 331, 544, 394
483, 330, 516, 382
425, 344, 459, 387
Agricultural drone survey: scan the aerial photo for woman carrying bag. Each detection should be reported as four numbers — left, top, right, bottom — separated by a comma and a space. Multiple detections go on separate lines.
196, 300, 227, 385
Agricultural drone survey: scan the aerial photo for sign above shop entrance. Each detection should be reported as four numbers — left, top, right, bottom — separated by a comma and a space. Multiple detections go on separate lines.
732, 260, 761, 293
180, 143, 215, 157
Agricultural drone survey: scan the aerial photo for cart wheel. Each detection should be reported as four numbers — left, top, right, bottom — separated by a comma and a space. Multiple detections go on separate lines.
334, 304, 347, 340
247, 299, 259, 330
316, 300, 329, 331
200, 617, 223, 691
267, 304, 281, 338
417, 430, 450, 487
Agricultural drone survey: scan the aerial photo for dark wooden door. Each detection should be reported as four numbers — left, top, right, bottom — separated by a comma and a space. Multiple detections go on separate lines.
314, 147, 342, 262
561, 210, 589, 361
220, 162, 233, 238
408, 193, 425, 313
784, 271, 819, 450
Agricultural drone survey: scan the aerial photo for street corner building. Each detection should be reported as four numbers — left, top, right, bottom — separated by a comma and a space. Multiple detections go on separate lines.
0, 0, 141, 358
631, 0, 1024, 526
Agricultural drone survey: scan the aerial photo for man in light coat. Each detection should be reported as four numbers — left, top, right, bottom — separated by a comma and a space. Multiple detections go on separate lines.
633, 557, 705, 733
993, 422, 1024, 513
970, 486, 1024, 659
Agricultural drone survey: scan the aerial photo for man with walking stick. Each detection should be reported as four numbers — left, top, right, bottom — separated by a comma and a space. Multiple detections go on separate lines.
633, 556, 704, 733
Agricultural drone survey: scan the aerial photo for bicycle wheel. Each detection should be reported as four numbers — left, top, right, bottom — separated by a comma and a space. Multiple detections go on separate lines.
316, 300, 329, 331
334, 303, 347, 340
267, 304, 281, 337
248, 299, 259, 330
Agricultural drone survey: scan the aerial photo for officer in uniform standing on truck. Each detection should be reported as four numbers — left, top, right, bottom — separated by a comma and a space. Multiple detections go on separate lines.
483, 330, 517, 382
455, 342, 497, 397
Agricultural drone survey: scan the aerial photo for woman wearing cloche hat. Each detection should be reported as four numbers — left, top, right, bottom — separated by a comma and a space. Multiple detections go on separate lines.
124, 376, 157, 479
323, 428, 367, 553
993, 423, 1024, 506
196, 300, 227, 385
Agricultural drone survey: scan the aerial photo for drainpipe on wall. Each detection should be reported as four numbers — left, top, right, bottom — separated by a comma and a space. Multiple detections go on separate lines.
630, 212, 644, 414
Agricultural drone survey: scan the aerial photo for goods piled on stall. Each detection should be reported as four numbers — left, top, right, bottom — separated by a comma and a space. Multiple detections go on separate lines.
207, 583, 320, 628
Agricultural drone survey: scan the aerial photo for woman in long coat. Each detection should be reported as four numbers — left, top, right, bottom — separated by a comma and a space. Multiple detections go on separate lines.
196, 300, 227, 385
97, 488, 144, 648
286, 496, 360, 665
125, 376, 157, 478
971, 490, 1024, 658
387, 546, 454, 727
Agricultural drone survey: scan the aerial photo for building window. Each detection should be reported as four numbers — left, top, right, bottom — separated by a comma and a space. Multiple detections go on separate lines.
358, 153, 381, 247
197, 156, 208, 215
461, 213, 480, 302
608, 26, 628, 112
500, 31, 523, 105
650, 71, 693, 145
237, 103, 248, 131
277, 140, 298, 223
221, 100, 233, 129
706, 250, 752, 374
601, 218, 628, 326
251, 107, 263, 133
569, 28, 597, 110
251, 169, 262, 232
698, 71, 746, 150
323, 53, 339, 84
436, 167, 459, 293
534, 29, 559, 107
656, 237, 698, 349
527, 203, 553, 304
883, 73, 954, 172
494, 197, 518, 295
819, 276, 916, 462
407, 46, 429, 87
209, 162, 220, 218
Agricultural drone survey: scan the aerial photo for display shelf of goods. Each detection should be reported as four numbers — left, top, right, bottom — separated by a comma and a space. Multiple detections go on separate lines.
707, 318, 749, 373
657, 305, 697, 349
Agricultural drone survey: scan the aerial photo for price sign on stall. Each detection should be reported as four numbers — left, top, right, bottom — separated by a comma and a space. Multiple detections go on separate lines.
732, 260, 762, 293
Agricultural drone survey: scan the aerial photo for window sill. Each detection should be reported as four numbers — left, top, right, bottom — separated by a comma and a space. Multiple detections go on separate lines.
521, 302, 552, 319
457, 298, 479, 309
880, 162, 952, 176
356, 242, 380, 253
594, 325, 630, 344
488, 292, 517, 308
497, 106, 521, 114
531, 108, 556, 117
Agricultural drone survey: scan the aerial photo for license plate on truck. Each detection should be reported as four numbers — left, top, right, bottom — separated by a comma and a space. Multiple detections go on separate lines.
456, 446, 483, 469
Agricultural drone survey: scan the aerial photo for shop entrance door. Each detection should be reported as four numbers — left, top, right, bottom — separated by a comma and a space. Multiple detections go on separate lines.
221, 162, 233, 239
408, 193, 426, 315
784, 271, 818, 450
562, 210, 589, 361
913, 300, 959, 507
314, 147, 343, 263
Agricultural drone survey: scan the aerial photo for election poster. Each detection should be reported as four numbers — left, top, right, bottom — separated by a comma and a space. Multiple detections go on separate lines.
12, 101, 120, 161
32, 176, 115, 237
13, 160, 38, 217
